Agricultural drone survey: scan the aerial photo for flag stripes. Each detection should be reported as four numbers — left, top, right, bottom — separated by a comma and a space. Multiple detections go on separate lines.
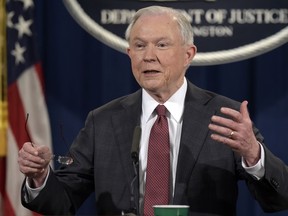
1, 0, 53, 215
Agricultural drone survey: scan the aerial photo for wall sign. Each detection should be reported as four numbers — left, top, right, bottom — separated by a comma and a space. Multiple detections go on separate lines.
63, 0, 288, 65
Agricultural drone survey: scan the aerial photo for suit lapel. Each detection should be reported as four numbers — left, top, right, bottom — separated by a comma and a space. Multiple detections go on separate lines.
110, 90, 142, 209
173, 81, 214, 204
112, 90, 142, 179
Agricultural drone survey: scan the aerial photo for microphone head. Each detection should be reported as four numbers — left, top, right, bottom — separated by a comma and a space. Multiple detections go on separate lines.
131, 126, 141, 162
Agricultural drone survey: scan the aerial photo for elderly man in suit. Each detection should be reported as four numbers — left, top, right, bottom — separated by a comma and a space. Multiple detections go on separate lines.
18, 5, 288, 216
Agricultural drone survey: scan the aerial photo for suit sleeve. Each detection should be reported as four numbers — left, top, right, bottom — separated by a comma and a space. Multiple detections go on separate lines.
245, 144, 288, 212
21, 169, 78, 215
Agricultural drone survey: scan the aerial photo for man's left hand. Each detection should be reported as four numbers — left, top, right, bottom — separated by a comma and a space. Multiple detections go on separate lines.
208, 100, 260, 166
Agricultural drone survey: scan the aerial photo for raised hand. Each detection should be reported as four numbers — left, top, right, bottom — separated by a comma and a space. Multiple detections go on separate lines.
208, 101, 260, 166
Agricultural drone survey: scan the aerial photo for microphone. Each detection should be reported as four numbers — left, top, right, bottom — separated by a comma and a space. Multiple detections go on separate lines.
131, 126, 141, 163
129, 126, 141, 215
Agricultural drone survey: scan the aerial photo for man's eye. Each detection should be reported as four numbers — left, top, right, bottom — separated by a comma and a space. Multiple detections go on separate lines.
157, 43, 168, 48
135, 43, 145, 49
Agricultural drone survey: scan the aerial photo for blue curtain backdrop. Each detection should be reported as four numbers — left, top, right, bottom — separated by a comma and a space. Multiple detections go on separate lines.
35, 1, 288, 215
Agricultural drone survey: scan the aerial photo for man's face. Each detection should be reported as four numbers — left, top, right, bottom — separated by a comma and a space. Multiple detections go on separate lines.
127, 13, 196, 100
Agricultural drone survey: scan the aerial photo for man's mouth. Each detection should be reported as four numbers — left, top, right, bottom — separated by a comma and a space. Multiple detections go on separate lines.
143, 70, 160, 74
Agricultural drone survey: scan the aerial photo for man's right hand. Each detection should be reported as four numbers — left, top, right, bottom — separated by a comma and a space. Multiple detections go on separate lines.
18, 142, 52, 188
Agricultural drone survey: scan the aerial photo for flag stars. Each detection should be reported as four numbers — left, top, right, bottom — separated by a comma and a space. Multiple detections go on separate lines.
14, 16, 33, 38
11, 42, 26, 65
16, 0, 34, 10
7, 12, 15, 28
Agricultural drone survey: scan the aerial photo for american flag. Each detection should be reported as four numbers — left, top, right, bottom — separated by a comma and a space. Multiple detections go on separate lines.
0, 0, 52, 215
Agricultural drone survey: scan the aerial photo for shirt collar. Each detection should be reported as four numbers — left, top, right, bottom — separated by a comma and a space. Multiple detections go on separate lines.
142, 78, 187, 123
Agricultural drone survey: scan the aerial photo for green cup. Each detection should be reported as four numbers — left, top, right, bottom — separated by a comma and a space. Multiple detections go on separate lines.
153, 205, 189, 216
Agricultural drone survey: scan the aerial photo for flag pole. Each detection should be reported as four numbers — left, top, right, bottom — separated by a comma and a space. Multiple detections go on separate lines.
0, 1, 8, 215
0, 0, 8, 157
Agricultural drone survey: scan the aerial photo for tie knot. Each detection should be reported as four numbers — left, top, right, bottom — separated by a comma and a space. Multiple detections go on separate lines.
156, 105, 166, 117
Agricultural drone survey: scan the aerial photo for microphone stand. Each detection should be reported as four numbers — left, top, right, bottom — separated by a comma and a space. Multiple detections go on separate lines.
121, 150, 139, 216
129, 152, 139, 215
127, 126, 141, 215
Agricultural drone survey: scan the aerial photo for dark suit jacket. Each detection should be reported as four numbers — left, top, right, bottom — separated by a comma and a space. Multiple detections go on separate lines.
22, 81, 288, 215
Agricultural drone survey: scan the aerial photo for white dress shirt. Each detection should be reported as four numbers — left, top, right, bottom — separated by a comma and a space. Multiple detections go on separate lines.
139, 78, 187, 210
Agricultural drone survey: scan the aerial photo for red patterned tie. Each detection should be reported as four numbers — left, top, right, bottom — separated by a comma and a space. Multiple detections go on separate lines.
144, 105, 170, 216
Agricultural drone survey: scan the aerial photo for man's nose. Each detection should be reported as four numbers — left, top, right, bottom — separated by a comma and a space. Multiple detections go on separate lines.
143, 45, 156, 62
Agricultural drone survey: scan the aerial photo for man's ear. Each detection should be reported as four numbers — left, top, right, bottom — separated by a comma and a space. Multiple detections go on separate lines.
185, 45, 197, 67
126, 47, 131, 56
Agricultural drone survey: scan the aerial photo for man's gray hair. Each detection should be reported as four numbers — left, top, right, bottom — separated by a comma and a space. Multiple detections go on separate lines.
125, 6, 194, 45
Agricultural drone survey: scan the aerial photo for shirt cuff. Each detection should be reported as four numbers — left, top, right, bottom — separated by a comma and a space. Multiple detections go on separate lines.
242, 142, 265, 180
24, 167, 50, 202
